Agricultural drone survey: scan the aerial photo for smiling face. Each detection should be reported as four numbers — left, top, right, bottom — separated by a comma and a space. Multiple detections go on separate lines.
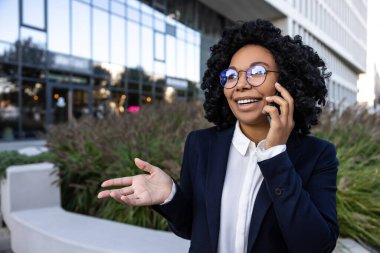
223, 44, 279, 128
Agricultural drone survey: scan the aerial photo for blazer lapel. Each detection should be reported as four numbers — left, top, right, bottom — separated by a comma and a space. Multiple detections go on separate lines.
247, 131, 302, 252
205, 126, 235, 253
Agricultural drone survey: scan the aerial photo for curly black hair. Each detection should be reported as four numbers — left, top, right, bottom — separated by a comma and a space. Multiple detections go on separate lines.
201, 19, 331, 135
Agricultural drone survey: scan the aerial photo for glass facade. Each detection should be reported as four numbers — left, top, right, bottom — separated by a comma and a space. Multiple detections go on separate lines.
0, 0, 230, 140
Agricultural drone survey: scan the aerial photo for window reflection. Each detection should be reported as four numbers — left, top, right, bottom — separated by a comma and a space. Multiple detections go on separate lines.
18, 32, 46, 67
100, 63, 125, 87
111, 16, 126, 66
127, 7, 140, 22
22, 81, 45, 137
142, 13, 153, 27
126, 21, 140, 68
93, 88, 128, 118
127, 0, 140, 9
154, 12, 165, 32
0, 63, 17, 78
0, 77, 19, 140
93, 64, 111, 86
176, 39, 186, 78
22, 0, 45, 30
0, 0, 207, 139
142, 26, 153, 73
93, 0, 109, 10
154, 32, 165, 61
48, 0, 70, 54
0, 0, 19, 43
111, 1, 125, 17
186, 42, 195, 82
93, 8, 109, 63
21, 28, 46, 48
72, 1, 90, 58
166, 35, 176, 77
0, 42, 17, 63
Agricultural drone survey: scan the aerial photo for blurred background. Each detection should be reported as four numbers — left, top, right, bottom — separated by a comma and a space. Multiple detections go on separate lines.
0, 0, 378, 141
1, 1, 380, 253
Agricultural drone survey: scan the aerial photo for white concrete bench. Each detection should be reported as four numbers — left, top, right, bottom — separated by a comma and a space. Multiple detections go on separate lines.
1, 163, 189, 253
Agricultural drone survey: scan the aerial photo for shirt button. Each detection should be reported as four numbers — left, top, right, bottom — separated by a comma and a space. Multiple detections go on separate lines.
275, 188, 283, 196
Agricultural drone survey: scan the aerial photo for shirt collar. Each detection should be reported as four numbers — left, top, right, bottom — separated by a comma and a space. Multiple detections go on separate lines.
232, 121, 252, 156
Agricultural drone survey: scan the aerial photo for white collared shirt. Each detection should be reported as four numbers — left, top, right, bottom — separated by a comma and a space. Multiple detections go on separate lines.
217, 121, 286, 253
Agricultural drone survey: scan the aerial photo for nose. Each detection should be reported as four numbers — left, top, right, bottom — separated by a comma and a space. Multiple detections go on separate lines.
235, 71, 251, 91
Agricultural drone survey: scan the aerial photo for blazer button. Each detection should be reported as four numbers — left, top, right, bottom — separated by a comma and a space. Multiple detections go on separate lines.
274, 188, 283, 196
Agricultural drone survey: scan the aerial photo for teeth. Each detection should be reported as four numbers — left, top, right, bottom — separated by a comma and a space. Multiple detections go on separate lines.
237, 98, 260, 104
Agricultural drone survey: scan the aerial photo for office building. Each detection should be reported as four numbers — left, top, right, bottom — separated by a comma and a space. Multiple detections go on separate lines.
0, 0, 367, 140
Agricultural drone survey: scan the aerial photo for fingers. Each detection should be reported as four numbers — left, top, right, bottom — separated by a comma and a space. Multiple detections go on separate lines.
97, 189, 112, 198
265, 96, 289, 123
274, 82, 294, 122
101, 176, 133, 187
98, 188, 149, 206
134, 158, 156, 174
97, 186, 134, 199
262, 104, 281, 123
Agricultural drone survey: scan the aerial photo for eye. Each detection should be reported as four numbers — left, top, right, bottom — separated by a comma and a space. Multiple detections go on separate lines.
225, 69, 238, 80
250, 66, 266, 76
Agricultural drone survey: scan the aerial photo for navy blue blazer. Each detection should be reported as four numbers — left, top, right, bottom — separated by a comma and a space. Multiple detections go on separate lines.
153, 125, 339, 253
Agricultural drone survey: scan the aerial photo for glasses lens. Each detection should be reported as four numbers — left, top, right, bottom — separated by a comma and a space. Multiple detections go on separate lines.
247, 65, 266, 86
220, 68, 238, 88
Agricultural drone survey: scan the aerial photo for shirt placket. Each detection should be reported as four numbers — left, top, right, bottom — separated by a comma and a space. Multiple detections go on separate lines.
234, 142, 257, 253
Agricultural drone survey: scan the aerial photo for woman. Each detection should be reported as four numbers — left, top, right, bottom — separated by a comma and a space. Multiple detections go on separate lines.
98, 19, 339, 253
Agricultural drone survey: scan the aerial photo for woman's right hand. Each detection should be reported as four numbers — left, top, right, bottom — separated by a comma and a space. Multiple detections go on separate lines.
97, 158, 173, 206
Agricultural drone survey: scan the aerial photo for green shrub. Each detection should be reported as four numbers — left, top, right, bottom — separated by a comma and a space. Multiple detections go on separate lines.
45, 102, 211, 230
313, 106, 380, 248
0, 151, 53, 179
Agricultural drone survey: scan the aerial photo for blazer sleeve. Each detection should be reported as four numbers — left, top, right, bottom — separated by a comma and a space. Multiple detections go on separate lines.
151, 131, 194, 239
258, 141, 339, 253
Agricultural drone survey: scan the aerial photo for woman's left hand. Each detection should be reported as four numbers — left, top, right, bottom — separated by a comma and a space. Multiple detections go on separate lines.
262, 82, 295, 150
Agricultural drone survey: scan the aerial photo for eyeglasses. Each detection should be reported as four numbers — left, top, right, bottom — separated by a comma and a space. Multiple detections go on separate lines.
219, 65, 279, 89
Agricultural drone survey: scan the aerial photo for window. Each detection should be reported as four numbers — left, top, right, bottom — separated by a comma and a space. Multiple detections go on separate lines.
48, 0, 70, 54
111, 16, 125, 66
111, 0, 125, 16
72, 1, 91, 58
142, 13, 153, 27
0, 79, 19, 140
141, 26, 153, 73
93, 8, 109, 62
154, 32, 165, 61
0, 0, 19, 42
176, 39, 186, 78
127, 6, 140, 22
154, 12, 165, 32
93, 0, 109, 10
126, 21, 140, 68
166, 35, 176, 77
22, 0, 46, 30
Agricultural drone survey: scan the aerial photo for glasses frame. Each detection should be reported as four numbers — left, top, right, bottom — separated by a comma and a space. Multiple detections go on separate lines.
219, 65, 279, 89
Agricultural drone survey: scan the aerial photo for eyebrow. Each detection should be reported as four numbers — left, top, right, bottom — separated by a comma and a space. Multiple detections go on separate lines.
249, 61, 270, 67
229, 61, 271, 69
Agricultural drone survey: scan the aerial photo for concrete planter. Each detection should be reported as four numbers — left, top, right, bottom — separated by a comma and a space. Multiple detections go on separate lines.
0, 163, 189, 253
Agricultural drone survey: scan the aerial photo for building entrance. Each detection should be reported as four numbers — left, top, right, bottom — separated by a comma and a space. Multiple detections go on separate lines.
46, 83, 93, 125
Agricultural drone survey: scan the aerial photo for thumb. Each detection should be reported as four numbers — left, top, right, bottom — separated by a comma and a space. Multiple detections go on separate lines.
134, 158, 155, 174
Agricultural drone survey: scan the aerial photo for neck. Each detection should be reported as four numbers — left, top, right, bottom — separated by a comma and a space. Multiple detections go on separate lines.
239, 118, 270, 145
